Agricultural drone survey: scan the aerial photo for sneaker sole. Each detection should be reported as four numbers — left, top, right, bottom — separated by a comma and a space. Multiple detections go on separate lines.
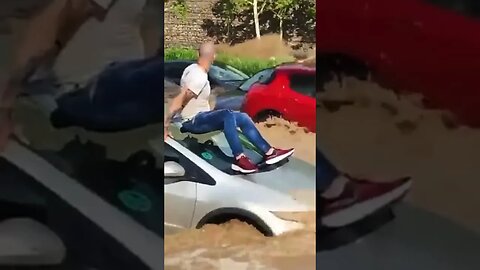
231, 164, 257, 174
265, 149, 295, 165
322, 179, 412, 227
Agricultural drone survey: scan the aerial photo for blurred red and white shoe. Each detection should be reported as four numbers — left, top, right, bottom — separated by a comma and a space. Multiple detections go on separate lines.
264, 147, 295, 165
322, 174, 412, 227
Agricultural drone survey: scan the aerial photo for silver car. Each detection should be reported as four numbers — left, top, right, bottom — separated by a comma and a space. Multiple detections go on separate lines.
161, 126, 316, 236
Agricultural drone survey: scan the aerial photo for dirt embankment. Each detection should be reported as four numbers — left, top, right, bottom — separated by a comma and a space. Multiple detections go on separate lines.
215, 33, 315, 62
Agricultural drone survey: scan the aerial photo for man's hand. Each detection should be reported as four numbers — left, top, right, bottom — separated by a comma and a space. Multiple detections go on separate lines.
0, 108, 13, 152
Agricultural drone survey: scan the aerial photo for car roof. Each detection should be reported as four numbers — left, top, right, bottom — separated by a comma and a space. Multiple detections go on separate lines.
275, 63, 316, 73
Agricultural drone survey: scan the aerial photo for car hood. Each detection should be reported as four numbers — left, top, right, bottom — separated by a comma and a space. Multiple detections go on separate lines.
234, 158, 316, 207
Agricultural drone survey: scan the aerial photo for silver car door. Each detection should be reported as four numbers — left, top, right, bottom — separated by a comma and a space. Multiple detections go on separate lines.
163, 142, 197, 234
164, 181, 197, 234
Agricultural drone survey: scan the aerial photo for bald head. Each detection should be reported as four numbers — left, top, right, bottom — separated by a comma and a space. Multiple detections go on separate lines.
198, 42, 216, 59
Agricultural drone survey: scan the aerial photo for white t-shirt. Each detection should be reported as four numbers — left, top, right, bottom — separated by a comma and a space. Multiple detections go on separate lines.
53, 0, 146, 86
180, 63, 211, 120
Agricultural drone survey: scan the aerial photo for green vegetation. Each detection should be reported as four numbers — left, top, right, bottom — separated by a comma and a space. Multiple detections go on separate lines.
165, 47, 288, 76
169, 0, 188, 19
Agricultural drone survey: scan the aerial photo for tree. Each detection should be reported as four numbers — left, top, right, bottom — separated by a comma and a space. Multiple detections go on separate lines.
267, 0, 295, 40
220, 0, 240, 41
233, 0, 268, 39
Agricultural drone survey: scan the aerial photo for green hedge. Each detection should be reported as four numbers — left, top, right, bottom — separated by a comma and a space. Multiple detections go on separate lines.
164, 47, 288, 76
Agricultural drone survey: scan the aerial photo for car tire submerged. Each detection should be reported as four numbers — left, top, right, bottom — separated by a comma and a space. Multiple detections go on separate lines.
196, 208, 274, 237
253, 110, 282, 123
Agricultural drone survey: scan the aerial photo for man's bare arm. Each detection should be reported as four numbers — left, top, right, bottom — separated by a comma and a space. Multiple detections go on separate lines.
164, 88, 197, 125
0, 46, 60, 108
0, 0, 107, 108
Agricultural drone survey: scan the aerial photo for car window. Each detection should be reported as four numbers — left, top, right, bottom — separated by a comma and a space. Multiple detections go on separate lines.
209, 65, 248, 81
426, 0, 480, 18
239, 68, 275, 92
224, 65, 249, 79
289, 73, 316, 97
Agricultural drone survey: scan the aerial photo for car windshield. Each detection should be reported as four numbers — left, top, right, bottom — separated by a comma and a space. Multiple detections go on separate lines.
170, 131, 315, 197
172, 131, 287, 175
209, 65, 248, 81
224, 65, 249, 79
239, 68, 275, 92
167, 122, 314, 195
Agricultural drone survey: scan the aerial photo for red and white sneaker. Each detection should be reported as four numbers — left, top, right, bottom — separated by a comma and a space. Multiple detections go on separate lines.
322, 175, 412, 227
232, 155, 258, 174
264, 148, 295, 165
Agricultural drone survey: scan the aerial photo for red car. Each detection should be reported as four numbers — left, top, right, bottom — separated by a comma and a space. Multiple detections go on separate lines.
241, 64, 316, 132
317, 0, 480, 127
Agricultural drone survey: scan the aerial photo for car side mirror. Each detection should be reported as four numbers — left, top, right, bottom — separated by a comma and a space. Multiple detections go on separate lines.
164, 161, 185, 178
0, 218, 66, 266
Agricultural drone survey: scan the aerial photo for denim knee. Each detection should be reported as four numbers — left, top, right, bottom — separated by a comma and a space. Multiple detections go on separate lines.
221, 109, 235, 114
238, 112, 250, 119
223, 110, 236, 123
234, 112, 252, 124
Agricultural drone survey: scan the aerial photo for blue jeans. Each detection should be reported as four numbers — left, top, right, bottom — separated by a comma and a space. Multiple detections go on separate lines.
50, 55, 164, 132
181, 109, 271, 157
317, 148, 340, 192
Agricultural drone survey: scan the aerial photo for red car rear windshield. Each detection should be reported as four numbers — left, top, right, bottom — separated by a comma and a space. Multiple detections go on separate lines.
239, 68, 275, 92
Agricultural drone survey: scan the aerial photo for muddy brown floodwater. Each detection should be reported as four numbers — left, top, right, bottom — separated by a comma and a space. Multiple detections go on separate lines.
164, 213, 316, 270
